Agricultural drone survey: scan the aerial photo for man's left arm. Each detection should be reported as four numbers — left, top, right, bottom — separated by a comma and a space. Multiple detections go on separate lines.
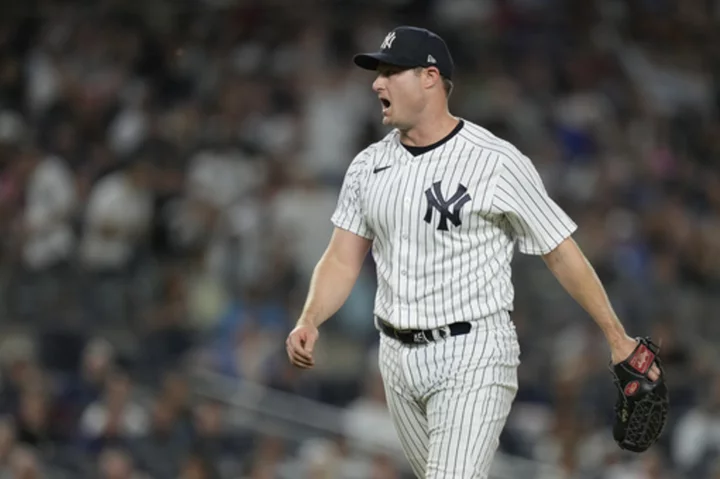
491, 151, 659, 377
542, 237, 660, 379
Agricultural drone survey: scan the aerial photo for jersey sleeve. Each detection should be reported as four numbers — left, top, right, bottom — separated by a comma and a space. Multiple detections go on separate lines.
491, 151, 577, 255
331, 152, 374, 239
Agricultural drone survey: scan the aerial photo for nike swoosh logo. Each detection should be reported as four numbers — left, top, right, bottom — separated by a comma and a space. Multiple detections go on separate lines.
373, 165, 392, 174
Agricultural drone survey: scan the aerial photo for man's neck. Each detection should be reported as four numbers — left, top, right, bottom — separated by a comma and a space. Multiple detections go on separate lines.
399, 112, 459, 147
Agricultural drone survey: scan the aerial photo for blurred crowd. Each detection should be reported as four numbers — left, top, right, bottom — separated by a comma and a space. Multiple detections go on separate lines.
0, 0, 719, 477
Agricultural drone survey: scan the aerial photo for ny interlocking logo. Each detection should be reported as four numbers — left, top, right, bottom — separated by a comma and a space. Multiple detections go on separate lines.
380, 31, 397, 50
424, 182, 471, 231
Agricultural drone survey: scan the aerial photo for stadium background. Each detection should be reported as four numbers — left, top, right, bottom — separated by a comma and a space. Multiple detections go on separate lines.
0, 0, 718, 477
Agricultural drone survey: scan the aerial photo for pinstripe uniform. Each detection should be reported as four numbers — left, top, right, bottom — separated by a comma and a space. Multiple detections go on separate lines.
331, 120, 577, 478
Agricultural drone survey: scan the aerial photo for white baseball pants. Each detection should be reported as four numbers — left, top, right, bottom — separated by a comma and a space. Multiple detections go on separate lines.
377, 312, 520, 479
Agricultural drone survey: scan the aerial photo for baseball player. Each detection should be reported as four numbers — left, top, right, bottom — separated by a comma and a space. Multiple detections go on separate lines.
286, 26, 661, 478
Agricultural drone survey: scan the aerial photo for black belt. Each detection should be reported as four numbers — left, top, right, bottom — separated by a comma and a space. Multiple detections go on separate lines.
377, 318, 472, 345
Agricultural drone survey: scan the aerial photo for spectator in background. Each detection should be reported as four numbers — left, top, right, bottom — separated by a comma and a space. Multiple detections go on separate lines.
190, 398, 238, 471
180, 145, 269, 291
79, 370, 148, 453
3, 445, 44, 479
293, 435, 393, 479
244, 434, 293, 479
342, 355, 403, 460
179, 453, 219, 479
0, 418, 16, 474
597, 449, 677, 479
298, 40, 376, 183
16, 144, 77, 270
79, 158, 155, 271
299, 438, 344, 479
11, 141, 77, 325
64, 338, 116, 415
269, 170, 338, 287
138, 267, 195, 383
672, 370, 720, 477
97, 447, 148, 479
78, 158, 155, 329
107, 81, 152, 160
0, 336, 40, 416
368, 453, 401, 479
206, 278, 289, 382
131, 396, 191, 479
158, 371, 193, 434
14, 388, 56, 452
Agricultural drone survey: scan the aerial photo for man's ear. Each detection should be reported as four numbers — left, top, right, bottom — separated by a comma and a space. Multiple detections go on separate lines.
423, 67, 442, 90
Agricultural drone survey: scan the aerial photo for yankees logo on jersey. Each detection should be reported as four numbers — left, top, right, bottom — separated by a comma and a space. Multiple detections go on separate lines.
331, 119, 577, 331
423, 181, 471, 231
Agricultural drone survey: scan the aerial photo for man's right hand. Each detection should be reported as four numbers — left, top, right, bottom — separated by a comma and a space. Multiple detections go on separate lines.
286, 321, 319, 369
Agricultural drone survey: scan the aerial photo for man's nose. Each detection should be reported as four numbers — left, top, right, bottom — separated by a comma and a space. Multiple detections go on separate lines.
372, 75, 385, 93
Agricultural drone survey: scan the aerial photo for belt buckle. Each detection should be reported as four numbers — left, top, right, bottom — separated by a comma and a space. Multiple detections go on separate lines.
412, 331, 429, 344
438, 325, 451, 339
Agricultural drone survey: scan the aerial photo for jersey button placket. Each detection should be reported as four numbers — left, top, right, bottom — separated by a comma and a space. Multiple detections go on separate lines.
397, 164, 413, 326
398, 228, 412, 324
393, 231, 406, 325
390, 236, 403, 325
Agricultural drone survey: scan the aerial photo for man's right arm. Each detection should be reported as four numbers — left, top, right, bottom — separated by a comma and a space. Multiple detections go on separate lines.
287, 150, 373, 369
305, 148, 374, 326
286, 227, 371, 369
298, 227, 372, 328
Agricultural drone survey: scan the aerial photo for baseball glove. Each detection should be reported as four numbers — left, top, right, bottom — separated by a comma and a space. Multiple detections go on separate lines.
610, 337, 669, 453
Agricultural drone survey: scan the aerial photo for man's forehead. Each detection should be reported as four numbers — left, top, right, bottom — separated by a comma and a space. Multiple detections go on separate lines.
376, 62, 441, 77
376, 62, 409, 70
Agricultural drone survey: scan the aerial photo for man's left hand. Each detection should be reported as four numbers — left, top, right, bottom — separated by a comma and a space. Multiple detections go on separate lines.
611, 335, 662, 381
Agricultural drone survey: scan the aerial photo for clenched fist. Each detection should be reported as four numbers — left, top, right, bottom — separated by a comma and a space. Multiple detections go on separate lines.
286, 322, 319, 369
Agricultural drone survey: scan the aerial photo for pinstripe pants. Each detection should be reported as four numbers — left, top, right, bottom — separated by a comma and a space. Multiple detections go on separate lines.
377, 312, 520, 479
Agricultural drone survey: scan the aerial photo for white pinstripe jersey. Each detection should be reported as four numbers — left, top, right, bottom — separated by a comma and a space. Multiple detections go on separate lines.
331, 119, 577, 330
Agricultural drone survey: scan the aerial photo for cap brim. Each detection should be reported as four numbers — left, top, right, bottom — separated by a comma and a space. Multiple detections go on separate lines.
353, 52, 417, 71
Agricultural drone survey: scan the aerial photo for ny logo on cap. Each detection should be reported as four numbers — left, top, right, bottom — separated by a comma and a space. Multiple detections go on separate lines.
380, 31, 397, 50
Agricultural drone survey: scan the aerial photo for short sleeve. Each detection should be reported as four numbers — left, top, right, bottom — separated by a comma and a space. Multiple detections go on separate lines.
331, 152, 374, 239
491, 151, 577, 255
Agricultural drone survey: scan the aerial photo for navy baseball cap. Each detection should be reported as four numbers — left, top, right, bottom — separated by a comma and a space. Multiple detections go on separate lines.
353, 26, 454, 80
